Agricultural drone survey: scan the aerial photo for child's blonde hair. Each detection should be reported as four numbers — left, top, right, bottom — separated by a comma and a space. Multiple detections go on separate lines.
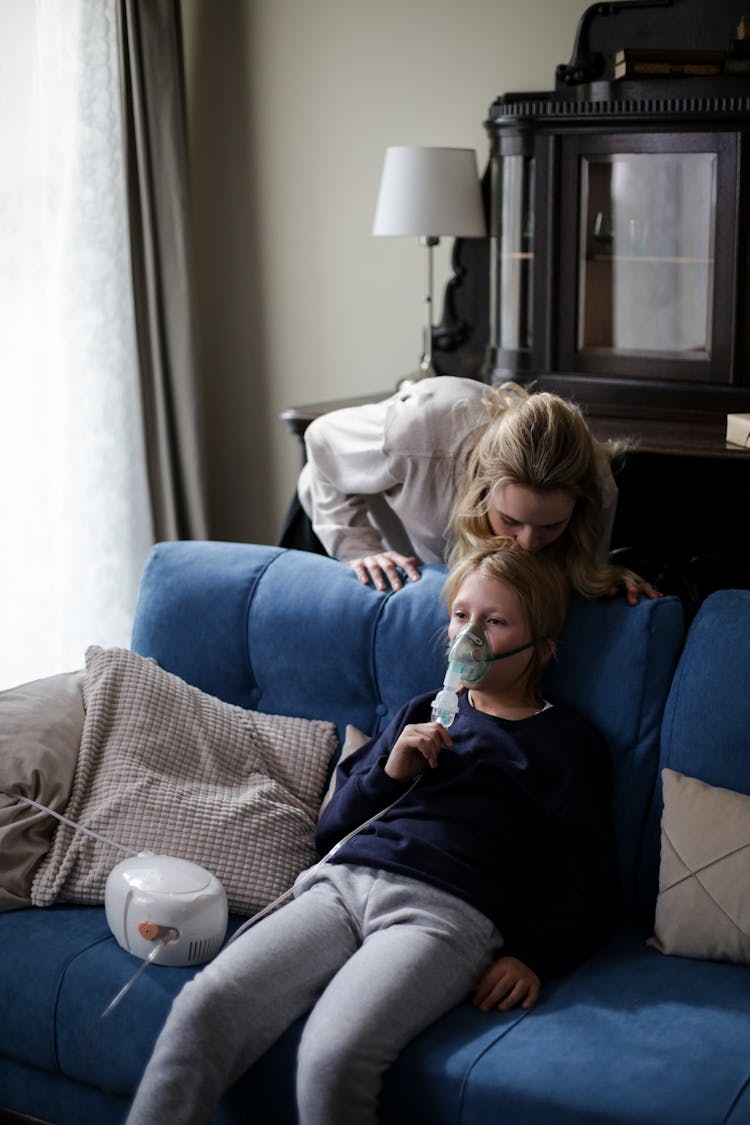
449, 383, 633, 598
442, 540, 570, 705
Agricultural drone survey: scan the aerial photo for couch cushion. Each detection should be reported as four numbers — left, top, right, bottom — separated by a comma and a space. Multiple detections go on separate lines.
650, 767, 750, 964
544, 592, 684, 914
0, 670, 84, 910
0, 904, 113, 1073
30, 646, 337, 916
387, 923, 750, 1125
131, 540, 285, 709
659, 589, 750, 789
240, 552, 454, 741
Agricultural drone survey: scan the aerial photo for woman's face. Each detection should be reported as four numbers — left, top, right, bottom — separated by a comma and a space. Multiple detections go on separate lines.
487, 483, 575, 554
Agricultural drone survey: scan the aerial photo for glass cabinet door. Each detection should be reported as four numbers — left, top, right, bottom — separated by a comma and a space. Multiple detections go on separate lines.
559, 132, 737, 383
486, 148, 535, 382
579, 151, 716, 357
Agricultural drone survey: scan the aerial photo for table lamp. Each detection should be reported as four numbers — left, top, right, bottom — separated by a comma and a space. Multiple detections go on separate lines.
372, 145, 486, 386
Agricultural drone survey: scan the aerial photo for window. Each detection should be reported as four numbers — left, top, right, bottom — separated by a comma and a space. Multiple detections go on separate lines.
0, 1, 153, 689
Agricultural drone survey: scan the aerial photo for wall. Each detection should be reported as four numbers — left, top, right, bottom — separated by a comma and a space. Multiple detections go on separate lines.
180, 0, 585, 545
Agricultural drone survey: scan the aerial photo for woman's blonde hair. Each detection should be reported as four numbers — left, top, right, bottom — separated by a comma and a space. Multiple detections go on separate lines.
442, 540, 569, 705
449, 383, 633, 598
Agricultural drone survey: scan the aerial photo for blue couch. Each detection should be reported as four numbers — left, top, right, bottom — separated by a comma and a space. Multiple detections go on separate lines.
2, 541, 750, 1124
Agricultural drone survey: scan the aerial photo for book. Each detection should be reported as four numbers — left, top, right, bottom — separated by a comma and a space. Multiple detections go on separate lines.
614, 47, 725, 80
726, 413, 750, 449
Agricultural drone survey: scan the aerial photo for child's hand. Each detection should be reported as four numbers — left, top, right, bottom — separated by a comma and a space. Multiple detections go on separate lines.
384, 722, 452, 782
473, 955, 541, 1012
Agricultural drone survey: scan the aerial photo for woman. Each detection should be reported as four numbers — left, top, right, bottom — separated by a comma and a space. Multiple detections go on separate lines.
297, 376, 655, 601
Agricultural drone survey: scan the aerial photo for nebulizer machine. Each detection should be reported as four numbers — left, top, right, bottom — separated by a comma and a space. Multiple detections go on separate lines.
105, 852, 227, 968
430, 621, 543, 728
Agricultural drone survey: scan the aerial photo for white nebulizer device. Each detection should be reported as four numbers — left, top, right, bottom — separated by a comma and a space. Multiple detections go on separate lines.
105, 852, 228, 967
430, 621, 494, 729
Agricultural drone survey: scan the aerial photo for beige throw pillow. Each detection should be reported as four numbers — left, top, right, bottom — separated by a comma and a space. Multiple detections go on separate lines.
0, 670, 84, 911
650, 768, 750, 964
31, 646, 338, 916
319, 723, 370, 816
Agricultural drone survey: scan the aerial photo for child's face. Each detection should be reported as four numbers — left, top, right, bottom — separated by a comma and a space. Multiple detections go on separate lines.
487, 483, 575, 553
448, 571, 534, 690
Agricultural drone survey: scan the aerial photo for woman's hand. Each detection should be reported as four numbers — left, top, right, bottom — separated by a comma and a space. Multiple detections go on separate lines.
609, 569, 662, 606
473, 955, 541, 1012
384, 722, 452, 782
349, 551, 421, 591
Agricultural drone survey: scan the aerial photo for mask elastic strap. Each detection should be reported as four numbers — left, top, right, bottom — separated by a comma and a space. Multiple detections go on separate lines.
490, 636, 546, 662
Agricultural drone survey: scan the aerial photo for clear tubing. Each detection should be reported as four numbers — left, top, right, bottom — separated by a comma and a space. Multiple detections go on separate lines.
224, 774, 423, 950
4, 791, 138, 856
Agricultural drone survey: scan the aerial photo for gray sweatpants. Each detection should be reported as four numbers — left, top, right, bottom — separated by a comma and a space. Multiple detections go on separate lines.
126, 862, 502, 1125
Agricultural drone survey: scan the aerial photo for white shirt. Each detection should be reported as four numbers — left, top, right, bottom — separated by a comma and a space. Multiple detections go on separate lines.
298, 377, 490, 564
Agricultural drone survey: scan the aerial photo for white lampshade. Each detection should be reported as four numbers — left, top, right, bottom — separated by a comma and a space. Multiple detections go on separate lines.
372, 146, 486, 238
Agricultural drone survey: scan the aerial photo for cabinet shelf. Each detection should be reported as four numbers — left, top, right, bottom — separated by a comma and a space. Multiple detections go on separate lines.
588, 254, 714, 265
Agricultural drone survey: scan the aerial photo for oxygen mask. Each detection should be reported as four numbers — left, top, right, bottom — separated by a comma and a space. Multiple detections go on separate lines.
430, 621, 493, 729
430, 623, 545, 729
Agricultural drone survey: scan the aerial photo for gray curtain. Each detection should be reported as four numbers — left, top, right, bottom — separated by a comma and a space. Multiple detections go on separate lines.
118, 0, 208, 541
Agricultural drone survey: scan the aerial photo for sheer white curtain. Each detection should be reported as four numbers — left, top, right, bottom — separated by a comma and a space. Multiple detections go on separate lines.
0, 0, 154, 690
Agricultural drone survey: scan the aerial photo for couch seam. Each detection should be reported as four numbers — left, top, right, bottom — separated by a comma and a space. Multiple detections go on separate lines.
722, 1070, 750, 1123
243, 547, 290, 702
457, 1010, 531, 1124
624, 598, 683, 912
53, 931, 113, 1074
370, 589, 395, 726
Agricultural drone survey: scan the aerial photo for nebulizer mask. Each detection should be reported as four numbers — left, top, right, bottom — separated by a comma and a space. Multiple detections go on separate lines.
430, 621, 494, 728
430, 622, 543, 728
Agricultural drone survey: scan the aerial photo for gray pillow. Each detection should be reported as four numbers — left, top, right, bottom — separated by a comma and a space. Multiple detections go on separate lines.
31, 646, 338, 916
0, 670, 84, 911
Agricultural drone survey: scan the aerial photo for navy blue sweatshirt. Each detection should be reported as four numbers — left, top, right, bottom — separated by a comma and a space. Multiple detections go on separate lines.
316, 691, 618, 981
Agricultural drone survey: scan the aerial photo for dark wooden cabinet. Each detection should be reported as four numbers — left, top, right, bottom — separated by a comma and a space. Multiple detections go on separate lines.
482, 84, 750, 426
434, 1, 750, 428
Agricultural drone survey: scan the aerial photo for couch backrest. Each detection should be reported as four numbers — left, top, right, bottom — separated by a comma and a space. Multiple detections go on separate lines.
132, 542, 686, 914
637, 588, 750, 914
544, 590, 684, 913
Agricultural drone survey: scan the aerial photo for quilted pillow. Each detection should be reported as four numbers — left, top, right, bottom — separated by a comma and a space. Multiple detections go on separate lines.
31, 646, 338, 916
649, 768, 750, 964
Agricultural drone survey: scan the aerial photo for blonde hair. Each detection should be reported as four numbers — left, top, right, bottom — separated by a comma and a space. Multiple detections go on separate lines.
442, 540, 569, 706
449, 383, 634, 598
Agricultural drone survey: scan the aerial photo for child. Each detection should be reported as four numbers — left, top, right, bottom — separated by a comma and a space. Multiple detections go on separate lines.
296, 377, 656, 602
126, 542, 618, 1125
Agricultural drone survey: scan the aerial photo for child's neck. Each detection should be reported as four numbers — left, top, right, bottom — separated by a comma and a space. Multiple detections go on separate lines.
467, 686, 544, 722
